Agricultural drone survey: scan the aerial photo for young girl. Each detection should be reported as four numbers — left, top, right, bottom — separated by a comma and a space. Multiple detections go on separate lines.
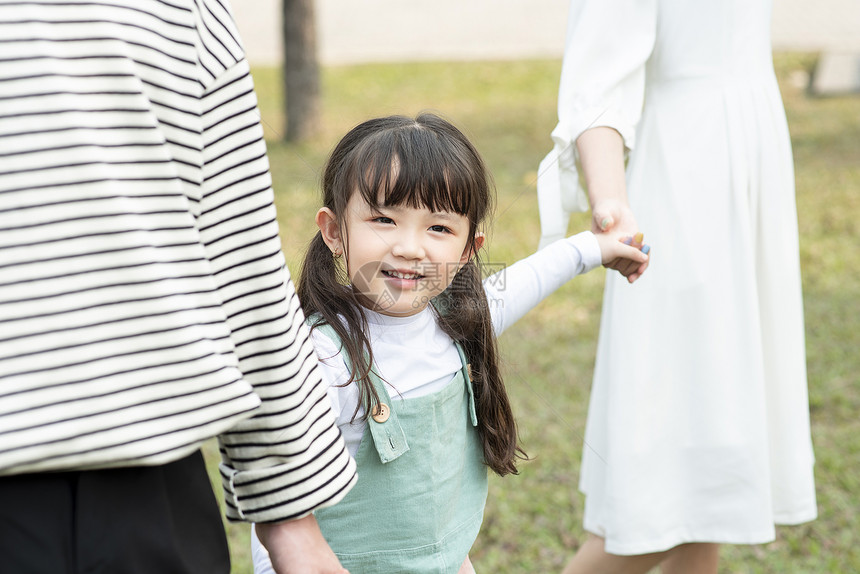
251, 114, 648, 573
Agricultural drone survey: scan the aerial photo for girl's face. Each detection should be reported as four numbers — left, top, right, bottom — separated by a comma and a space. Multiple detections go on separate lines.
317, 192, 483, 317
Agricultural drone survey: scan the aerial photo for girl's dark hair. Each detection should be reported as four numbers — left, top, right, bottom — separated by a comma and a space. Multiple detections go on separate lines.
297, 113, 525, 476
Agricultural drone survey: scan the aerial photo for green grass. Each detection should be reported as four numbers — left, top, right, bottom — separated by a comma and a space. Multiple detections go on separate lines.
205, 54, 860, 573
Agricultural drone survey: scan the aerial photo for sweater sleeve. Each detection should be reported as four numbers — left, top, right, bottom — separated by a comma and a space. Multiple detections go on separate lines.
486, 231, 602, 336
536, 0, 657, 248
195, 6, 355, 522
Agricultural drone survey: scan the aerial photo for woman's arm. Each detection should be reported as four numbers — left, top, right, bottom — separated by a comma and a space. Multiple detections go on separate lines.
537, 0, 657, 247
576, 127, 649, 282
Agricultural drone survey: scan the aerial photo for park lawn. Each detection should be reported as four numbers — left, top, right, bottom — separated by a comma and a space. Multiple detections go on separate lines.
203, 53, 860, 573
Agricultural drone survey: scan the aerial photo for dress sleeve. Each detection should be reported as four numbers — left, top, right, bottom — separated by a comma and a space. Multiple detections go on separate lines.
485, 231, 602, 335
537, 0, 657, 248
194, 3, 355, 523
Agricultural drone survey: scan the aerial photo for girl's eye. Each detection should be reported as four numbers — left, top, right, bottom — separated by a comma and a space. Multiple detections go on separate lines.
372, 216, 394, 224
429, 225, 451, 234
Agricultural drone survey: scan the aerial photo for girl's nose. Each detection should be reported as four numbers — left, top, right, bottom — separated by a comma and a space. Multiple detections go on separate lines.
391, 233, 425, 259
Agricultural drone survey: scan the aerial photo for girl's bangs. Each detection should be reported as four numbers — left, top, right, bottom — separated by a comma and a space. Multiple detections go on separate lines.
351, 128, 480, 220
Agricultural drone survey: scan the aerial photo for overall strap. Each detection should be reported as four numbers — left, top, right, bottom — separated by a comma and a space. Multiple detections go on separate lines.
431, 298, 477, 427
454, 342, 478, 428
311, 321, 410, 463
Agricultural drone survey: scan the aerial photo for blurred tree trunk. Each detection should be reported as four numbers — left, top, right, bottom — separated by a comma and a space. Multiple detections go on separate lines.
282, 0, 320, 141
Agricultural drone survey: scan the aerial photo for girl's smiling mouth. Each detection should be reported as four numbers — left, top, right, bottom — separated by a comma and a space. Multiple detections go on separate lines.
382, 269, 424, 280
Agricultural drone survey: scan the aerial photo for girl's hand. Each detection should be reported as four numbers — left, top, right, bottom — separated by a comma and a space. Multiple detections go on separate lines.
256, 515, 349, 574
594, 231, 650, 284
457, 556, 476, 574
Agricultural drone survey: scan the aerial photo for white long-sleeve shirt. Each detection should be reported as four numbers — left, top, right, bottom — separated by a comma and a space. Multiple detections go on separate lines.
0, 0, 355, 523
313, 232, 602, 455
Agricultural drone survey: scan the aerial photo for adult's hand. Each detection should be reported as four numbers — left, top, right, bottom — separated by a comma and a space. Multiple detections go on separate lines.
591, 197, 637, 236
255, 514, 348, 574
592, 198, 649, 283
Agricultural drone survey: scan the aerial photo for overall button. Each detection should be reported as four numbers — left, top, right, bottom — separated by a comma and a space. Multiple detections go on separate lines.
372, 402, 390, 423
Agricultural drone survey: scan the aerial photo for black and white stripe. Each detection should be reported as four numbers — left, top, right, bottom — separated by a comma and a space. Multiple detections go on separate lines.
0, 0, 355, 523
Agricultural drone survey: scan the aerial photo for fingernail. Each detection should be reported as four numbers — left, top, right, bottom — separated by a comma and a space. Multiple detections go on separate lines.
622, 237, 633, 245
633, 232, 644, 244
600, 217, 611, 230
641, 244, 650, 254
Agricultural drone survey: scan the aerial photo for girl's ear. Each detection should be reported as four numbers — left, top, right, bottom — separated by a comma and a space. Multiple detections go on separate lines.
460, 231, 485, 264
316, 207, 343, 255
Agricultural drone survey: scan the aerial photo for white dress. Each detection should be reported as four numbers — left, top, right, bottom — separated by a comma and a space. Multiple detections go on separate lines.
537, 0, 817, 555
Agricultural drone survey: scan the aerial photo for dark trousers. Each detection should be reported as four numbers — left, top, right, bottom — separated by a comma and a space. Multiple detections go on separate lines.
0, 450, 230, 574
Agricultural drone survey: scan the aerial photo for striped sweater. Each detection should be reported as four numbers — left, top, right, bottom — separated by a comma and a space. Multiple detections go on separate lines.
0, 0, 356, 523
